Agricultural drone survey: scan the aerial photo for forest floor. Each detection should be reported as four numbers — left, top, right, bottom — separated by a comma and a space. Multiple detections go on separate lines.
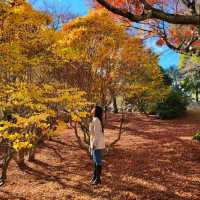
0, 109, 200, 200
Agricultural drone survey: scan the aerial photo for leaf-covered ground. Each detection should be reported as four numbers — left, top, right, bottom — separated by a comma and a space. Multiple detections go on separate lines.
0, 110, 200, 200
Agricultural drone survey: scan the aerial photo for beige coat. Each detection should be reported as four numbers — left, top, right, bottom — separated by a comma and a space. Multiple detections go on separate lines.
89, 117, 105, 150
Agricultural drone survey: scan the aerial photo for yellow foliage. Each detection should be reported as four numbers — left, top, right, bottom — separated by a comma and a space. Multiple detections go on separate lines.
0, 81, 90, 152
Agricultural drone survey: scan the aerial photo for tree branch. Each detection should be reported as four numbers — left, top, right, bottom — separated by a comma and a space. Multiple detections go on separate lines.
159, 21, 198, 54
96, 0, 200, 25
181, 0, 197, 15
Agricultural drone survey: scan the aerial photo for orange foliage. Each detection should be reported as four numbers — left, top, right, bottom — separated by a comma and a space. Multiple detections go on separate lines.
60, 9, 166, 107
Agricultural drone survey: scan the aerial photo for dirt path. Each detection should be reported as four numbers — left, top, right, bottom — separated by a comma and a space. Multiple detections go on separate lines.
0, 111, 200, 200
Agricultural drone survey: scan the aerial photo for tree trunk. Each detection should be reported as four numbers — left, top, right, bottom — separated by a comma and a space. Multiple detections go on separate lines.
112, 96, 118, 113
28, 134, 46, 162
16, 150, 25, 167
28, 144, 37, 162
196, 88, 199, 102
104, 105, 107, 120
0, 148, 15, 185
71, 122, 90, 156
106, 112, 126, 152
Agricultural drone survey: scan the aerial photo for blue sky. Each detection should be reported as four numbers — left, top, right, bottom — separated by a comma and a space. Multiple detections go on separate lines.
144, 38, 179, 69
33, 0, 89, 15
67, 0, 89, 15
33, 0, 179, 69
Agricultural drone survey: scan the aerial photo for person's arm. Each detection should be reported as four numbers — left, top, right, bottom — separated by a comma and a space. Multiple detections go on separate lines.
92, 119, 102, 149
89, 121, 95, 150
89, 121, 94, 134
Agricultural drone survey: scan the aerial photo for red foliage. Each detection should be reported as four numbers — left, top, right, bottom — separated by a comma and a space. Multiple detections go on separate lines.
192, 40, 200, 46
91, 0, 198, 49
156, 38, 165, 46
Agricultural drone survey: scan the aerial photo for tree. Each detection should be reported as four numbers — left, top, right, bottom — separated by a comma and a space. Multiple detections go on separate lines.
0, 0, 90, 185
0, 82, 90, 185
123, 49, 168, 113
179, 54, 200, 102
0, 0, 55, 83
166, 65, 181, 89
59, 9, 127, 108
59, 9, 167, 115
93, 0, 200, 54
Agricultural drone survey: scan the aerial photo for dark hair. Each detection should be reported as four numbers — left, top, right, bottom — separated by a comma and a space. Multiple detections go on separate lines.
94, 105, 104, 132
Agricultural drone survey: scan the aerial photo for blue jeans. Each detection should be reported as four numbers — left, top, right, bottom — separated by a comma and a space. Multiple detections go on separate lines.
92, 149, 103, 166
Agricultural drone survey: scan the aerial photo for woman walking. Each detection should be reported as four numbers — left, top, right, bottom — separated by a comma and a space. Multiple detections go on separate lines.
89, 105, 105, 185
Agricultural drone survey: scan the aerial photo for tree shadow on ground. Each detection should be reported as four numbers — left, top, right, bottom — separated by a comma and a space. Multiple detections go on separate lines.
26, 133, 200, 199
0, 190, 26, 200
1, 112, 200, 200
97, 145, 200, 200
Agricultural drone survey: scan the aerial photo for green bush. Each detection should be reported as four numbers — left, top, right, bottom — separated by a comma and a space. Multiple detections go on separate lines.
155, 90, 188, 119
193, 131, 200, 141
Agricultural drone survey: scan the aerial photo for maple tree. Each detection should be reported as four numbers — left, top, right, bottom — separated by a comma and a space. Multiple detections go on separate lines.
93, 0, 200, 54
59, 10, 124, 107
60, 10, 167, 111
122, 48, 169, 113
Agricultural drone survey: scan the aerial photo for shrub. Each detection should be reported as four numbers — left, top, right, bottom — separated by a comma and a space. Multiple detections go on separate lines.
193, 131, 200, 141
155, 89, 188, 119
